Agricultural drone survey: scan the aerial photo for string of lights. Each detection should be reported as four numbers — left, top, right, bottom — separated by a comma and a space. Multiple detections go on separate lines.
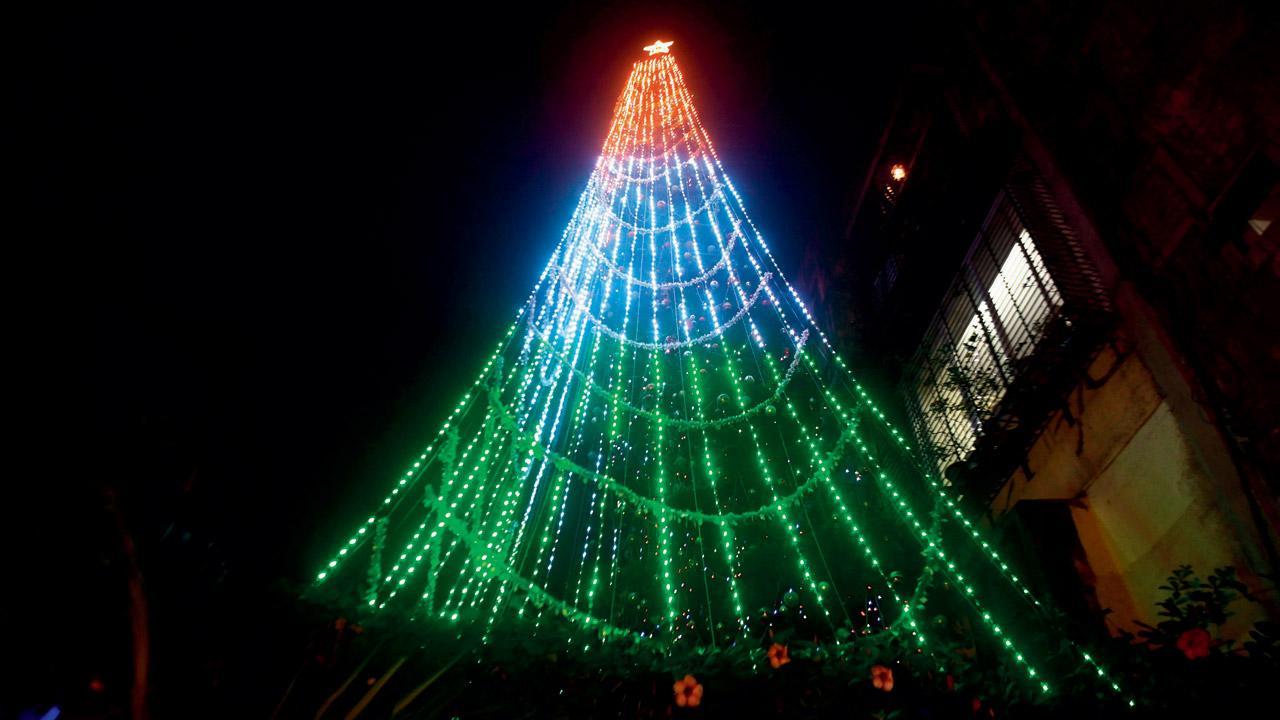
310, 46, 1131, 705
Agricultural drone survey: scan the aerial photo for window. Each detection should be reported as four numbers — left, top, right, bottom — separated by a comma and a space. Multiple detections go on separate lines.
906, 193, 1064, 476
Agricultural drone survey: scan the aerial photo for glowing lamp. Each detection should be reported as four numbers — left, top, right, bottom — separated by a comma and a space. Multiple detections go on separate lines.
890, 163, 907, 181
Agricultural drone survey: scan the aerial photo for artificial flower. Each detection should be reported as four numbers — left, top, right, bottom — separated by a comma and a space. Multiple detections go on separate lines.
674, 673, 703, 708
768, 643, 791, 669
871, 664, 894, 692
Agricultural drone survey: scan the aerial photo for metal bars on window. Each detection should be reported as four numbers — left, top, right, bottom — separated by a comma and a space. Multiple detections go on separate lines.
904, 189, 1066, 475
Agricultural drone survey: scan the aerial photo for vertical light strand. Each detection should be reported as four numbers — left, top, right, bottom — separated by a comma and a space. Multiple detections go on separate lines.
661, 61, 835, 630
654, 55, 748, 636
653, 63, 719, 645
639, 58, 680, 637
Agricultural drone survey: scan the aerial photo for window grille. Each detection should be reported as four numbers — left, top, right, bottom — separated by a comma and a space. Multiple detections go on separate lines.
904, 191, 1069, 476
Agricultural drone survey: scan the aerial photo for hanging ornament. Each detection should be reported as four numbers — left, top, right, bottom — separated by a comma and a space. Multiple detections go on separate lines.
782, 589, 800, 609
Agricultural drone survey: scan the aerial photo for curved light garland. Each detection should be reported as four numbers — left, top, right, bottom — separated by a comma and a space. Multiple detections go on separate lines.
599, 186, 726, 233
483, 381, 854, 526
581, 224, 740, 290
530, 329, 809, 431
558, 272, 772, 350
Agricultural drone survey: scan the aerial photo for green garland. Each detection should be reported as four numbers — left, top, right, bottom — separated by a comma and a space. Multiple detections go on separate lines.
530, 328, 810, 431
426, 493, 659, 647
485, 381, 855, 527
365, 517, 388, 607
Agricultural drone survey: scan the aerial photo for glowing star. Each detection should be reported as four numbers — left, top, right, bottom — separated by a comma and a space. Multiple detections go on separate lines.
643, 40, 673, 56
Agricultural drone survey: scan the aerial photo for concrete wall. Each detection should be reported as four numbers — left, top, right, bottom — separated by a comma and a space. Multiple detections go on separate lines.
989, 302, 1272, 635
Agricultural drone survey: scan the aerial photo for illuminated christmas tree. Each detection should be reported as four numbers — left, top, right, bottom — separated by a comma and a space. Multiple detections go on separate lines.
313, 41, 1129, 703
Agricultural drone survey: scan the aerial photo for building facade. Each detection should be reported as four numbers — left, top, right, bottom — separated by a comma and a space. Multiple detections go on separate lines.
804, 0, 1280, 636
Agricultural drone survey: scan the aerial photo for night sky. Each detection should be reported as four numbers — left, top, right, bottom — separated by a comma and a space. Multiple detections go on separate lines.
15, 1, 907, 714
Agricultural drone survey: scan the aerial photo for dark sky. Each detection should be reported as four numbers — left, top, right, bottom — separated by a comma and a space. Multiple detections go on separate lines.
15, 1, 907, 714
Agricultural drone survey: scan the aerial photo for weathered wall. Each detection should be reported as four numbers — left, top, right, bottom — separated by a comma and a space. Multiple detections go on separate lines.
990, 309, 1270, 635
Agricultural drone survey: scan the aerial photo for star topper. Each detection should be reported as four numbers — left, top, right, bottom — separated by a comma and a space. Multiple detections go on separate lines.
643, 40, 673, 56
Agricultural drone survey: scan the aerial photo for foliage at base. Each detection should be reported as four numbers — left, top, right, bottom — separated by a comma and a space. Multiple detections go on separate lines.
290, 565, 1277, 718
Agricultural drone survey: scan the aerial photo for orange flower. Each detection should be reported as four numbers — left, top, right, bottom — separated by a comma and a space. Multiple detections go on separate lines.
870, 664, 894, 692
768, 642, 791, 669
673, 674, 703, 708
1176, 627, 1211, 660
